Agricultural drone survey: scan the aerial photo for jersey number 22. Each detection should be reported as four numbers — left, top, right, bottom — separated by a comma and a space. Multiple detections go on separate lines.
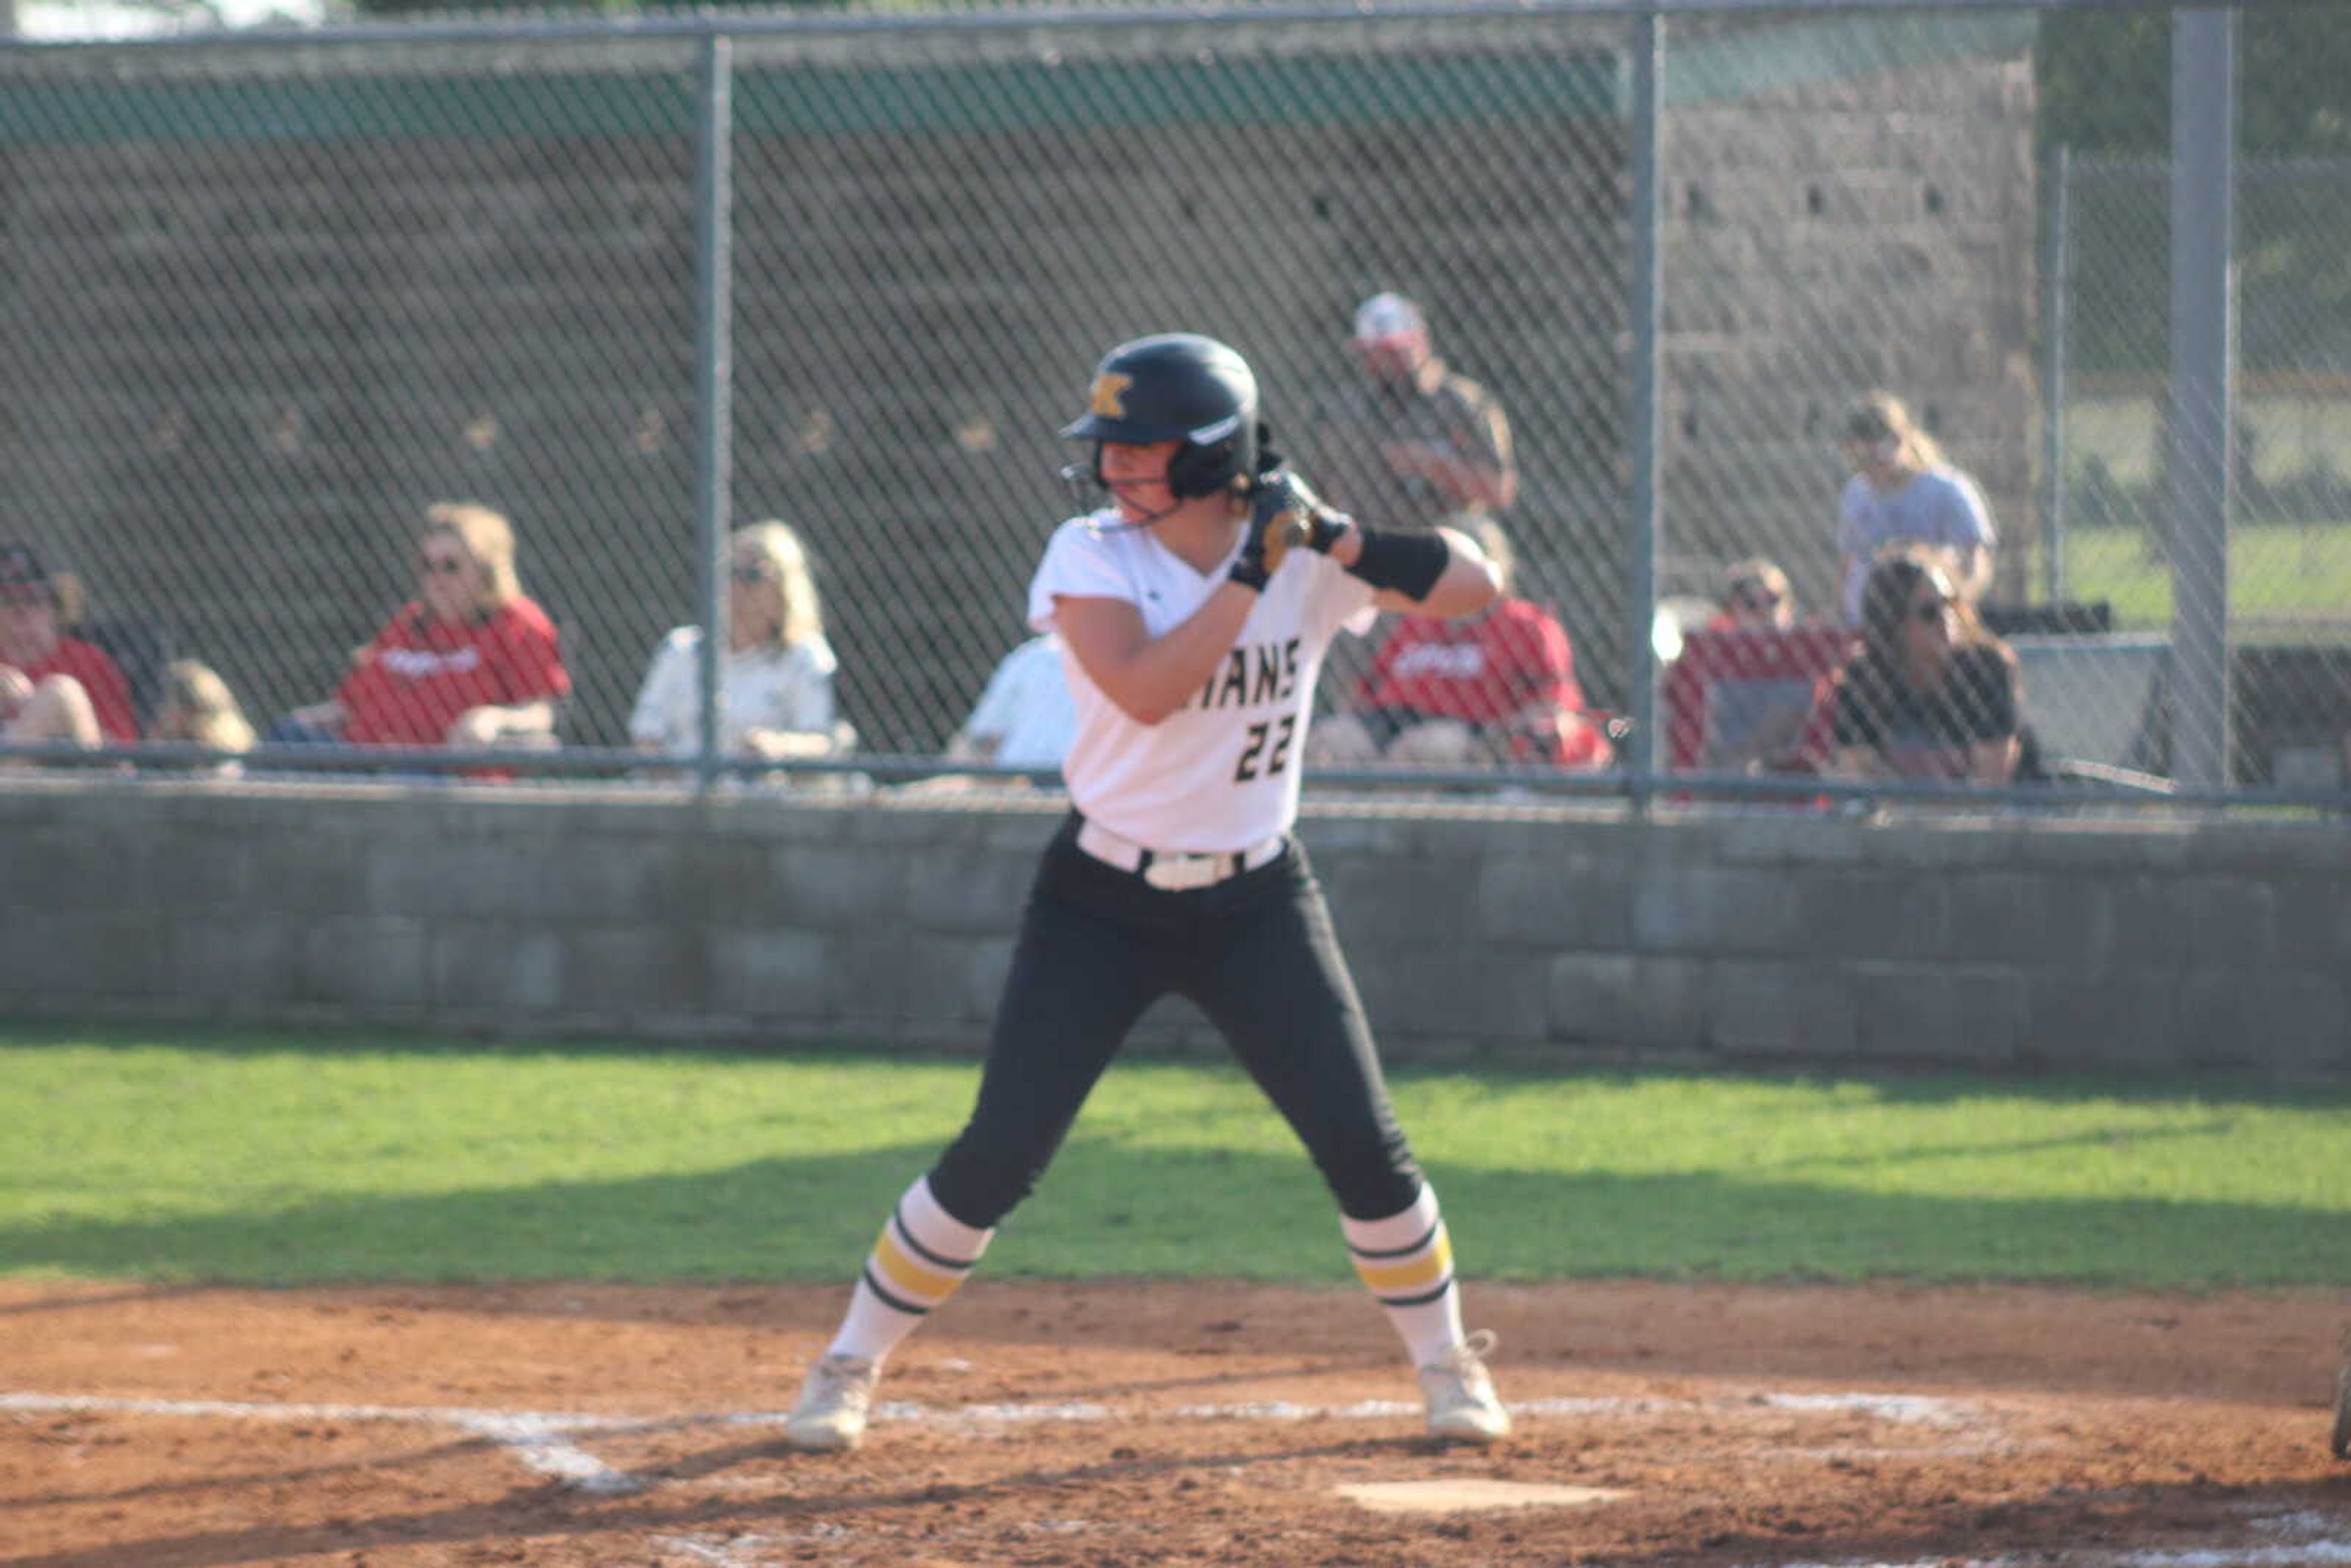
1234, 716, 1296, 782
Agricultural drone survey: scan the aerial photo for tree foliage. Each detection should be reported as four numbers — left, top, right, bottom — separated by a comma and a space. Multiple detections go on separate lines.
2041, 4, 2351, 378
2038, 2, 2351, 159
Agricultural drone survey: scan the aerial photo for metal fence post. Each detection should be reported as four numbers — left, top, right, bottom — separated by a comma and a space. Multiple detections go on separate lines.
2170, 11, 2234, 790
693, 32, 735, 795
2041, 142, 2070, 606
1627, 8, 1664, 810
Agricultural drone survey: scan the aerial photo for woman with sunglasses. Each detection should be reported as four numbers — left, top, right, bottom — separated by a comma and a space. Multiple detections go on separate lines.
277, 501, 568, 755
627, 519, 845, 767
1829, 546, 2021, 785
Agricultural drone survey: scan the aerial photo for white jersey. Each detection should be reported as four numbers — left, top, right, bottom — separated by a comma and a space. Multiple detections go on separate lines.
628, 626, 839, 758
1028, 510, 1377, 853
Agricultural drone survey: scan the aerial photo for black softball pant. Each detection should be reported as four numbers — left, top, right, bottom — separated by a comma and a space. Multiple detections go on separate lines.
927, 813, 1423, 1229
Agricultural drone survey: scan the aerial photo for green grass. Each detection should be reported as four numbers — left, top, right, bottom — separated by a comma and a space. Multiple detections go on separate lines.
2058, 520, 2351, 636
3, 1026, 2347, 1291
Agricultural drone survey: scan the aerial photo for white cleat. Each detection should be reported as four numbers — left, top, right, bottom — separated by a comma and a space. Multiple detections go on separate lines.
1417, 1329, 1512, 1444
783, 1353, 880, 1453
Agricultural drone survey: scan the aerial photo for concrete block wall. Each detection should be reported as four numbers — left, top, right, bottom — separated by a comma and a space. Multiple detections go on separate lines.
1663, 18, 2040, 613
2, 779, 2345, 1077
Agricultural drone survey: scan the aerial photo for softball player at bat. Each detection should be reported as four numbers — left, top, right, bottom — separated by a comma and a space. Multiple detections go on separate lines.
782, 332, 1512, 1452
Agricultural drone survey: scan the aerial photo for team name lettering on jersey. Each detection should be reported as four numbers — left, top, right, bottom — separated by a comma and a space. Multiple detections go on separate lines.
1192, 638, 1300, 712
378, 647, 486, 680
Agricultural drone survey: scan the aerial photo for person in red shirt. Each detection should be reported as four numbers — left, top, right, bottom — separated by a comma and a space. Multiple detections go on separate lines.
277, 502, 569, 756
1310, 521, 1611, 770
0, 541, 136, 749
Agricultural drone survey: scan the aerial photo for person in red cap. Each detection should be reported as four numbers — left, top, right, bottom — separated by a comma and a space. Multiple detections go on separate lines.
1308, 293, 1522, 703
0, 541, 137, 749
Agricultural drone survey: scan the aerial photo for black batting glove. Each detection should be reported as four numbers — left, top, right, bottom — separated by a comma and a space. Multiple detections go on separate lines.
1230, 472, 1307, 590
1232, 470, 1351, 593
1228, 508, 1294, 592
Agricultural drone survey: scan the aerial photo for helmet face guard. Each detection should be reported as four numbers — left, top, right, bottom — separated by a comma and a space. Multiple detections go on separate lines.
1061, 333, 1261, 501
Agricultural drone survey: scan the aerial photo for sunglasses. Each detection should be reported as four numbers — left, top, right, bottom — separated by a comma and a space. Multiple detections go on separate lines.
729, 563, 775, 585
418, 553, 471, 577
1911, 598, 1952, 625
1732, 587, 1784, 612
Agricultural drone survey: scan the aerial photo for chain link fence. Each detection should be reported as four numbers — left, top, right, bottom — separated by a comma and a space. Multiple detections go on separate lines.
0, 1, 2341, 808
2048, 149, 2351, 791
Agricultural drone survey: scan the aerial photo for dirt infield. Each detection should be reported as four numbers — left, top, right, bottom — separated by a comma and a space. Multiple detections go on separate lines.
2, 1277, 2347, 1567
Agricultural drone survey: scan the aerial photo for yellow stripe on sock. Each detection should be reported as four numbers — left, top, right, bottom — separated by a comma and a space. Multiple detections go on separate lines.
872, 1229, 967, 1307
1353, 1231, 1454, 1295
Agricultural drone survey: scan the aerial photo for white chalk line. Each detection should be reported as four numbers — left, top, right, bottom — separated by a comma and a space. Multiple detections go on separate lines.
2, 1386, 1993, 1499
1752, 1550, 2351, 1568
1740, 1507, 2351, 1568
0, 1392, 658, 1495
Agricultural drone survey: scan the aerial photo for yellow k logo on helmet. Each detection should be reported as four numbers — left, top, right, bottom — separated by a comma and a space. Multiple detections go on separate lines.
1060, 334, 1261, 502
1089, 372, 1133, 420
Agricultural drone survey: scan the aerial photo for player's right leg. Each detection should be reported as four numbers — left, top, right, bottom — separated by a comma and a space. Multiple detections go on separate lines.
784, 827, 1166, 1452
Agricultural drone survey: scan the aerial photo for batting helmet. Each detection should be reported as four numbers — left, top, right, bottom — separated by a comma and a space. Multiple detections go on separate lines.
1060, 332, 1261, 500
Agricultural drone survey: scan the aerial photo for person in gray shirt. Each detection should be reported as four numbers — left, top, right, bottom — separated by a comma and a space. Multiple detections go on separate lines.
1834, 391, 1996, 625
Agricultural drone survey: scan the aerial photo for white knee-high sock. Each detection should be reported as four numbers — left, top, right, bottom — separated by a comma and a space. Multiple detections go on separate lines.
1340, 1183, 1466, 1369
825, 1176, 996, 1365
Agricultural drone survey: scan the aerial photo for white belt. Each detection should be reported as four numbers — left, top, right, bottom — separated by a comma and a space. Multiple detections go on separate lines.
1075, 819, 1286, 892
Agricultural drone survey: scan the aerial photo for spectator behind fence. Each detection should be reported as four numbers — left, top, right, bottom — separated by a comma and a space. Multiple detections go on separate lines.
0, 541, 136, 749
1835, 391, 1996, 626
1315, 291, 1518, 535
1310, 291, 1520, 702
945, 632, 1078, 771
1677, 555, 1842, 775
272, 502, 569, 755
628, 520, 847, 766
1309, 520, 1611, 770
1828, 546, 2021, 786
148, 659, 256, 777
1711, 557, 1799, 632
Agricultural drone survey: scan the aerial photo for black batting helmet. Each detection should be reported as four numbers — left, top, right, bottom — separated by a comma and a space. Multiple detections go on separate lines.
1060, 332, 1261, 500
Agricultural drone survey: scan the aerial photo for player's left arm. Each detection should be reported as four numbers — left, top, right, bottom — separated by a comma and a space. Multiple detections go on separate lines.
1327, 523, 1501, 619
1256, 471, 1502, 619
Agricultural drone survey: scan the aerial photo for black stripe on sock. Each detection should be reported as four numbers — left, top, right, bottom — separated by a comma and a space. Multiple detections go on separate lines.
1377, 1279, 1458, 1309
1348, 1219, 1441, 1262
860, 1265, 931, 1318
891, 1206, 979, 1273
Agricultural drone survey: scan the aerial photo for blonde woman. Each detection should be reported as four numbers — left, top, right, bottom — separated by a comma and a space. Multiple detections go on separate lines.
279, 502, 569, 750
628, 519, 844, 762
1835, 392, 1996, 625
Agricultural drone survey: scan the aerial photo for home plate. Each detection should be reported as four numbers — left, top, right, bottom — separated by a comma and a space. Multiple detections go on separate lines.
1336, 1479, 1631, 1514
